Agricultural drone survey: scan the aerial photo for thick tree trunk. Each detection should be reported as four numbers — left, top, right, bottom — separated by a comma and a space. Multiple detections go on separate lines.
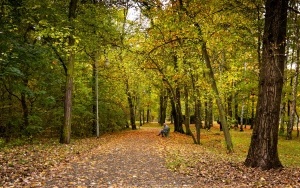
60, 0, 78, 144
245, 0, 288, 169
170, 95, 184, 133
61, 71, 73, 144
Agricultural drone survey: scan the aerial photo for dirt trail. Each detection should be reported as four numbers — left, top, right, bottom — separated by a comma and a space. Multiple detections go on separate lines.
4, 126, 300, 188
35, 128, 197, 187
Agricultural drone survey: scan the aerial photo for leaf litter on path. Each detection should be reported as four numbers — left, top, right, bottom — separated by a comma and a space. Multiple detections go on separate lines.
0, 127, 300, 187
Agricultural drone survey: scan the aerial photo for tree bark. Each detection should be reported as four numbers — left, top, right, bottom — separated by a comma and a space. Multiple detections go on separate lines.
147, 106, 150, 123
195, 98, 201, 144
191, 73, 201, 144
204, 99, 213, 130
126, 81, 136, 130
159, 90, 168, 126
173, 87, 185, 133
184, 85, 196, 143
245, 0, 288, 169
279, 101, 286, 134
60, 0, 78, 144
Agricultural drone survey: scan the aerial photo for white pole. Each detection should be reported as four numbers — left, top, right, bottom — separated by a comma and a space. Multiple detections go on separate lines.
96, 58, 99, 137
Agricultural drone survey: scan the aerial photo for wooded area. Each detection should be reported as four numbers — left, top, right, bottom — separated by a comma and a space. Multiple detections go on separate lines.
0, 0, 299, 175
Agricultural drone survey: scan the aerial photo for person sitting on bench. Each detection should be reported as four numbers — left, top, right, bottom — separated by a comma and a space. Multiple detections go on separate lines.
157, 123, 170, 137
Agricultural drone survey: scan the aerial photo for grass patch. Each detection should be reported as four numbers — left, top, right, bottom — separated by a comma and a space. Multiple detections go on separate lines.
143, 122, 300, 168
200, 125, 300, 167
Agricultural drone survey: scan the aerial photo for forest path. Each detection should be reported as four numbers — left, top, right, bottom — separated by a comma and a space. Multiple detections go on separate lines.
36, 127, 197, 187
3, 125, 300, 187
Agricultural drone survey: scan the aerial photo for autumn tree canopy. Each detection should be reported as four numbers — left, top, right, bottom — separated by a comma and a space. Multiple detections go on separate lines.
0, 0, 297, 170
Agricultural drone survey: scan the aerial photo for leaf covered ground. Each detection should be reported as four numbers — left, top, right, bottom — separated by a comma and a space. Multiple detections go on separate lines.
1, 124, 300, 187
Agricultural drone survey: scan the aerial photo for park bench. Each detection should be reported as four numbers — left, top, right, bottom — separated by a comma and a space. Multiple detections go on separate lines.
162, 126, 170, 137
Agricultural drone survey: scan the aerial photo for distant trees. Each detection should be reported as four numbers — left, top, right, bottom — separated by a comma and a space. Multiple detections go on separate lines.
136, 0, 260, 151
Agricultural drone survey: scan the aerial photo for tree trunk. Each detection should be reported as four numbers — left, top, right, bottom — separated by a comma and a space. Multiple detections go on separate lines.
204, 98, 213, 130
126, 81, 136, 130
91, 52, 99, 137
204, 101, 208, 129
95, 56, 99, 137
21, 79, 29, 133
191, 73, 201, 144
250, 94, 255, 129
279, 101, 286, 135
287, 12, 299, 140
184, 86, 196, 144
195, 98, 201, 144
297, 111, 299, 137
128, 94, 136, 130
142, 109, 145, 124
208, 97, 213, 130
174, 87, 185, 133
60, 0, 78, 144
170, 95, 184, 133
159, 90, 168, 126
227, 94, 233, 122
234, 93, 239, 129
202, 42, 233, 152
147, 106, 150, 123
240, 102, 245, 132
184, 86, 191, 134
92, 59, 97, 135
245, 0, 288, 169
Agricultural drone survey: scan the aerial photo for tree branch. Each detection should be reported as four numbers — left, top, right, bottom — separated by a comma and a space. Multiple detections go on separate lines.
47, 42, 68, 76
3, 83, 21, 101
289, 6, 300, 14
